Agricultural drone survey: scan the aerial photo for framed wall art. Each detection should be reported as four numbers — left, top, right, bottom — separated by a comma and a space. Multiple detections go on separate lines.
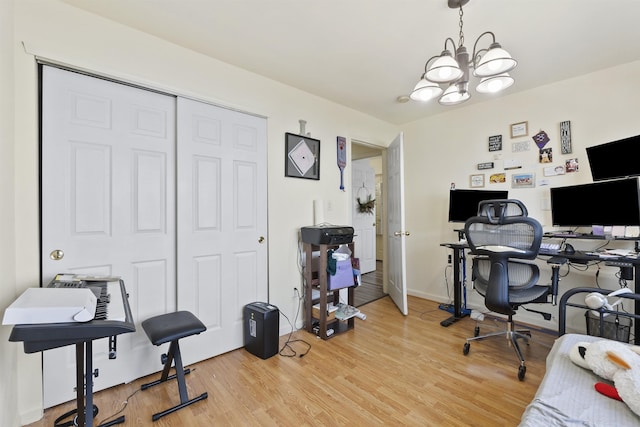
488, 135, 502, 152
560, 120, 572, 154
510, 121, 528, 138
512, 172, 535, 188
285, 132, 320, 180
470, 174, 485, 188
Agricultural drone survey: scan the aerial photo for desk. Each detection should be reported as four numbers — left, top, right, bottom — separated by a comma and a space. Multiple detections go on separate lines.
439, 242, 471, 326
440, 241, 640, 342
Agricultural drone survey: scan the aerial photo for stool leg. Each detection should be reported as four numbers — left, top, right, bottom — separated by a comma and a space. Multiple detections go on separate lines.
160, 341, 178, 382
140, 340, 208, 422
172, 342, 188, 403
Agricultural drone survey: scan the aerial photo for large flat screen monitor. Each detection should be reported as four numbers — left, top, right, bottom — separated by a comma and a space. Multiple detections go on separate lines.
586, 134, 640, 181
550, 178, 640, 227
448, 189, 509, 223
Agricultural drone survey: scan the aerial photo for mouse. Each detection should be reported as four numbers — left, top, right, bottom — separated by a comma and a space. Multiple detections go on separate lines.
563, 243, 576, 254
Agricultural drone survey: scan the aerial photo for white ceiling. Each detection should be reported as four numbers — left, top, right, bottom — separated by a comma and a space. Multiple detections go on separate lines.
62, 0, 640, 125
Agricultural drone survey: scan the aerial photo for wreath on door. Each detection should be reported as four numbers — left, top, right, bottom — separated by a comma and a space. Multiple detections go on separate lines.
356, 185, 375, 214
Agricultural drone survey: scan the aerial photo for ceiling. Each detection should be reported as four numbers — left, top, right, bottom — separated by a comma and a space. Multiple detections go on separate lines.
61, 0, 640, 126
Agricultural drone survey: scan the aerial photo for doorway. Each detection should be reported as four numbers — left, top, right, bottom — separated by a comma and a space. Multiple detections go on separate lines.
352, 141, 386, 307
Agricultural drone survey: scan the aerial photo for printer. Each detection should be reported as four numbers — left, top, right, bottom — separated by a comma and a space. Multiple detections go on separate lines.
300, 225, 354, 245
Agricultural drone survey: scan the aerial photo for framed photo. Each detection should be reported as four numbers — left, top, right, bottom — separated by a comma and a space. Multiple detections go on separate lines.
512, 172, 535, 188
489, 173, 506, 184
510, 121, 528, 138
285, 132, 320, 180
470, 174, 485, 188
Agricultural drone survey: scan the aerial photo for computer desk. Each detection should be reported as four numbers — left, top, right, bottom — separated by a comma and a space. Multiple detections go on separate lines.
439, 242, 471, 326
440, 240, 640, 342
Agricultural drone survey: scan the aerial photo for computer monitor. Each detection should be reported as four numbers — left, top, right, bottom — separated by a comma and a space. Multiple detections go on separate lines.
550, 178, 640, 227
586, 134, 640, 181
448, 189, 509, 223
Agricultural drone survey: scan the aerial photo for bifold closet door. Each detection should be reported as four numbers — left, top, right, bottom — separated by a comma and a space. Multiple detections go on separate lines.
176, 97, 268, 364
41, 65, 177, 407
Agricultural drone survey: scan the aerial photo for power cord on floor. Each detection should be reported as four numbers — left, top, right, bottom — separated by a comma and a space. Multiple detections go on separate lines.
279, 290, 311, 358
94, 388, 141, 426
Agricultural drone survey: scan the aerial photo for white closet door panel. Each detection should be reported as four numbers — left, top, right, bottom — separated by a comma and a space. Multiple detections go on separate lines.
194, 255, 222, 327
71, 142, 111, 235
194, 156, 221, 231
133, 151, 167, 232
41, 66, 176, 407
177, 97, 267, 364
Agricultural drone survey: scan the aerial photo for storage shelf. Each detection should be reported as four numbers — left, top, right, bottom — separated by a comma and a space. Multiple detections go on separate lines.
303, 242, 355, 340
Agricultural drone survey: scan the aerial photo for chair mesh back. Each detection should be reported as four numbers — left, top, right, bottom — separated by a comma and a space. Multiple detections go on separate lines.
473, 257, 540, 290
464, 199, 544, 314
465, 199, 542, 260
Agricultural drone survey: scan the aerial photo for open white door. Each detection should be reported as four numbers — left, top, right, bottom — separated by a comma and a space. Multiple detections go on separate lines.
386, 133, 408, 315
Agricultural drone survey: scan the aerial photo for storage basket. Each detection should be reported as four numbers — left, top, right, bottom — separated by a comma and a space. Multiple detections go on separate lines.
585, 310, 632, 343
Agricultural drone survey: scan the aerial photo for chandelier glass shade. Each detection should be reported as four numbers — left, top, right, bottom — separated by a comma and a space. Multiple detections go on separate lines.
410, 1, 517, 106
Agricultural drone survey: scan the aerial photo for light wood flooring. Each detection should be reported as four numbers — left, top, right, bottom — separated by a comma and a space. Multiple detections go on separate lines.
26, 296, 557, 426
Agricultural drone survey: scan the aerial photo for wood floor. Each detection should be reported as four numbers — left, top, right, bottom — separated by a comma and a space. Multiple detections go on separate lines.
26, 296, 557, 427
354, 261, 386, 307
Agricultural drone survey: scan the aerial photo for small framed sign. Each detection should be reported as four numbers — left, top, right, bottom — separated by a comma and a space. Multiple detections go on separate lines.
488, 135, 502, 152
510, 121, 528, 138
477, 162, 494, 170
560, 120, 572, 154
470, 174, 485, 188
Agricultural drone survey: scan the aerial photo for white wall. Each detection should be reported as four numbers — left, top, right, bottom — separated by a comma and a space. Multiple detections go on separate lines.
5, 1, 640, 424
0, 1, 19, 426
6, 0, 398, 424
402, 60, 640, 330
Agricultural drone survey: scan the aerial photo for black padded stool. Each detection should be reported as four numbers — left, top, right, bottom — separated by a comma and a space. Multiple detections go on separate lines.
140, 311, 208, 421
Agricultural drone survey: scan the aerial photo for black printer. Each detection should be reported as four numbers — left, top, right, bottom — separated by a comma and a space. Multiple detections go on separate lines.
300, 225, 354, 245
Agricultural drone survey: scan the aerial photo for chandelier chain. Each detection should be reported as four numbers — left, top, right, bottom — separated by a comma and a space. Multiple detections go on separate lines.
458, 5, 465, 47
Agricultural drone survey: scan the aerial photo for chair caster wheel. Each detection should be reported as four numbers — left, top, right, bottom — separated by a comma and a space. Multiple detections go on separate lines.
463, 342, 470, 355
474, 326, 480, 337
518, 365, 526, 381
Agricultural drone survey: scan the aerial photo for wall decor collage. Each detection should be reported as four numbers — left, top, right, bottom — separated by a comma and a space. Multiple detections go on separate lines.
470, 120, 578, 189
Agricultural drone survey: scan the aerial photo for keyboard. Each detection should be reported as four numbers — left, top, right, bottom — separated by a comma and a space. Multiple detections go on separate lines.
9, 279, 134, 353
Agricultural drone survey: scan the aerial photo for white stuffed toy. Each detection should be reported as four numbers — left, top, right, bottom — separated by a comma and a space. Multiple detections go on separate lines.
569, 339, 640, 417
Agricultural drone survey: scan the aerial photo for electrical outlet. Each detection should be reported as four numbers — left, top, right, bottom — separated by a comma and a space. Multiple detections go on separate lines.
447, 254, 452, 264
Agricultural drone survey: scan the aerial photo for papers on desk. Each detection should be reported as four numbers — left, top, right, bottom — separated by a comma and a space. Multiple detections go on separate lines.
476, 245, 526, 253
602, 249, 637, 257
2, 288, 97, 325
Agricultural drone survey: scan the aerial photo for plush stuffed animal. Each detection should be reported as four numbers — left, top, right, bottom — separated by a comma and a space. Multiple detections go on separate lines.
569, 339, 640, 416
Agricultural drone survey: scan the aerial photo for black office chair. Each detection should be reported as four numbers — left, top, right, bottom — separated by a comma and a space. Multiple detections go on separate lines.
462, 199, 562, 380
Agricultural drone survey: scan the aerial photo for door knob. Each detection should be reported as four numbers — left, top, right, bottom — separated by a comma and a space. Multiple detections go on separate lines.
394, 231, 411, 237
258, 236, 265, 244
50, 249, 64, 260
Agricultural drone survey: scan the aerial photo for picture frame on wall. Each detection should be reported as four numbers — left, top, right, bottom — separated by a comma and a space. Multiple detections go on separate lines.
510, 121, 528, 138
470, 174, 485, 188
285, 132, 320, 180
512, 172, 535, 188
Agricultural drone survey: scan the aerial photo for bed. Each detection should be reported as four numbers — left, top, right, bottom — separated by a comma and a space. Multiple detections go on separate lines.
520, 286, 640, 426
519, 333, 639, 426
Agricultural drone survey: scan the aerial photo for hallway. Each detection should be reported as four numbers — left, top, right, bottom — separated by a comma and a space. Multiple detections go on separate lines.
354, 260, 385, 307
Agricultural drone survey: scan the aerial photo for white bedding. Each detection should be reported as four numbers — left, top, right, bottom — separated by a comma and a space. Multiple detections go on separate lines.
519, 333, 640, 427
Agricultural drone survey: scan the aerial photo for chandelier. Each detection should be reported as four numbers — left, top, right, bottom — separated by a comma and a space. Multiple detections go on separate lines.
410, 0, 517, 106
